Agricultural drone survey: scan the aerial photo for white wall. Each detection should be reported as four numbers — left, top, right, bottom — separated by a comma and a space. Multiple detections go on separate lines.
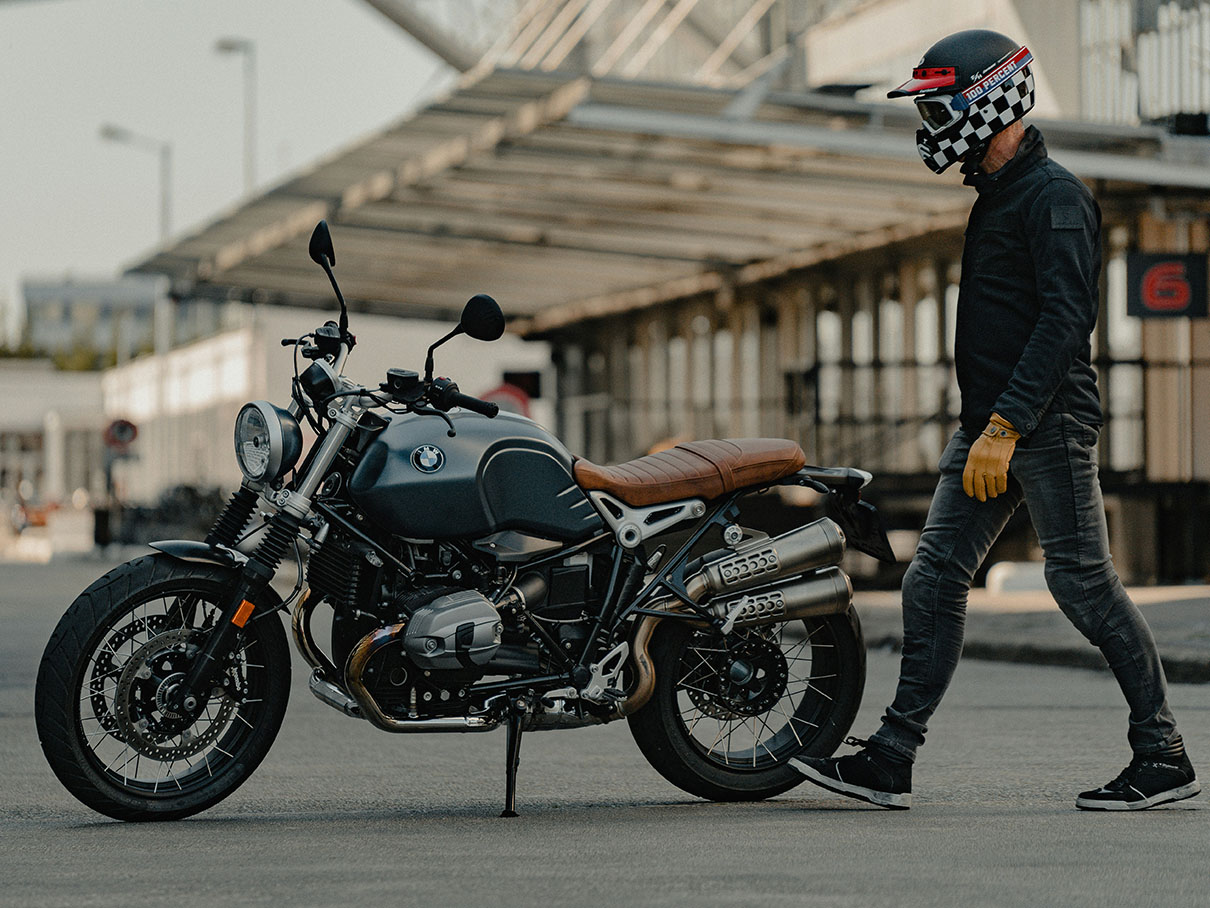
0, 360, 105, 518
102, 306, 553, 504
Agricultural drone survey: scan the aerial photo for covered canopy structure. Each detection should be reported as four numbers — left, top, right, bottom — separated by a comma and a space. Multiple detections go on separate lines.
129, 70, 977, 323
131, 67, 1210, 582
131, 67, 1210, 328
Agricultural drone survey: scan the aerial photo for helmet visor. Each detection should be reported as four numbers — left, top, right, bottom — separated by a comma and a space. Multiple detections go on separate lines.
916, 96, 960, 134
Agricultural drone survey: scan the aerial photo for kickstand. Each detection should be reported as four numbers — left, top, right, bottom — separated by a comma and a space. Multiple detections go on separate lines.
500, 696, 527, 818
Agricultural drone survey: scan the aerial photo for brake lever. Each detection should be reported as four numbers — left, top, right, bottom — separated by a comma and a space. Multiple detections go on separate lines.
411, 404, 456, 437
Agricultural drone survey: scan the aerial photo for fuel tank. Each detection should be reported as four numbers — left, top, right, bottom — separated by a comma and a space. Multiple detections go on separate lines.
348, 411, 604, 541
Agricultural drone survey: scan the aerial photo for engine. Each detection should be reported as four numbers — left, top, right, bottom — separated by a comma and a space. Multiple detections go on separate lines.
403, 590, 504, 670
304, 518, 617, 720
347, 587, 504, 719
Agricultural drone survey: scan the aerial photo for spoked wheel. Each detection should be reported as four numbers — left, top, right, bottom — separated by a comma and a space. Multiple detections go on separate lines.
35, 554, 291, 821
628, 610, 865, 801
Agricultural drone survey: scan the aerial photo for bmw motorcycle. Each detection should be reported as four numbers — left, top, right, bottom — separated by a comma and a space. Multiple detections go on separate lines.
35, 221, 895, 821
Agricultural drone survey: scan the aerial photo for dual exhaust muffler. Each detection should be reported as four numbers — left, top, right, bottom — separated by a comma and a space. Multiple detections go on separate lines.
682, 517, 849, 626
617, 517, 852, 715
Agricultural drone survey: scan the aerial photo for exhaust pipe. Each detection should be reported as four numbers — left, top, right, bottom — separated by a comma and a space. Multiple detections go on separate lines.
684, 517, 845, 602
344, 623, 501, 733
617, 519, 850, 717
707, 566, 852, 627
291, 590, 341, 680
308, 669, 362, 717
616, 568, 852, 716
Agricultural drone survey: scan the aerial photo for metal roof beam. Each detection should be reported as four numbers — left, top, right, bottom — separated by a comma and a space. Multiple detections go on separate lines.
359, 0, 481, 71
679, 1, 761, 72
567, 103, 1210, 191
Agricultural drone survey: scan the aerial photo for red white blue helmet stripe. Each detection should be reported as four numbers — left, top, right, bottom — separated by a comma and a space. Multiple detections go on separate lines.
954, 46, 1033, 110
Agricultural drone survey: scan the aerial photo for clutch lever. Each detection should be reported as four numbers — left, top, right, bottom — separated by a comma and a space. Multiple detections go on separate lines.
411, 404, 456, 437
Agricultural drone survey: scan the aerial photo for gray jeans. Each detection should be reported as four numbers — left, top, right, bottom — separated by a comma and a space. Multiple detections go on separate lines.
870, 410, 1179, 761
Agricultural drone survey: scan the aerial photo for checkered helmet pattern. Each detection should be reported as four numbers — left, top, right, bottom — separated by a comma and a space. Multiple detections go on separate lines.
917, 64, 1035, 173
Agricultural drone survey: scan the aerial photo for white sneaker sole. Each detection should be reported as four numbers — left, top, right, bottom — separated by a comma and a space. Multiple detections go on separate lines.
1075, 780, 1201, 811
790, 758, 912, 809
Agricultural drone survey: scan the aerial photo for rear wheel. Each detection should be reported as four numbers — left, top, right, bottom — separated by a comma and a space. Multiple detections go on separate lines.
35, 554, 291, 821
628, 609, 864, 801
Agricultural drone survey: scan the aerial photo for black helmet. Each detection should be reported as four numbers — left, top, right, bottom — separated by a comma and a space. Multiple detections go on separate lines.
888, 29, 1035, 174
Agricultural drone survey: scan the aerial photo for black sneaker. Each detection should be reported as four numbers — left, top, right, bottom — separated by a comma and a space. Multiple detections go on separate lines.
790, 736, 912, 809
1076, 751, 1201, 811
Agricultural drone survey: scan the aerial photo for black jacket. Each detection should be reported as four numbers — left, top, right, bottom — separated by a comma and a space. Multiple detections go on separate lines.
956, 126, 1103, 438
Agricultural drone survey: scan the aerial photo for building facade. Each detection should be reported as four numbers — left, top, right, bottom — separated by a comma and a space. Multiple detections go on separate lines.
118, 1, 1210, 582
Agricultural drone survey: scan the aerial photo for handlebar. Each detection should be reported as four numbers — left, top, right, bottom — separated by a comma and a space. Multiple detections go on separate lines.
447, 390, 499, 418
429, 377, 499, 418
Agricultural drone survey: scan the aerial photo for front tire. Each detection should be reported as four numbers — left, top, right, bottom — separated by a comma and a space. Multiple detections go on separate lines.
628, 609, 865, 801
35, 554, 291, 821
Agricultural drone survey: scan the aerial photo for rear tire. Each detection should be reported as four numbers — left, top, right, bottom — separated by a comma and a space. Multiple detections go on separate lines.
35, 554, 291, 821
628, 609, 864, 801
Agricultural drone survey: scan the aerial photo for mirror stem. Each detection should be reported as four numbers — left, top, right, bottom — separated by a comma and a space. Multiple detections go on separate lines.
320, 260, 349, 335
424, 327, 462, 383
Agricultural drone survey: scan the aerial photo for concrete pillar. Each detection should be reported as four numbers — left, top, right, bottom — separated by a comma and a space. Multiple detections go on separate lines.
1138, 211, 1192, 481
42, 409, 65, 503
605, 321, 630, 461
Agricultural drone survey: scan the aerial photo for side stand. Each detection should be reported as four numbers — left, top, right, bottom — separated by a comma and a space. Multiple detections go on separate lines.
500, 696, 528, 818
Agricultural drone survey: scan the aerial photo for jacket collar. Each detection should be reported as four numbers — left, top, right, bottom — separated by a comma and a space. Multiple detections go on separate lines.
963, 125, 1047, 195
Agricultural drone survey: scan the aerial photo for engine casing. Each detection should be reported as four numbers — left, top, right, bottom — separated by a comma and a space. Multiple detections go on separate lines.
403, 589, 503, 671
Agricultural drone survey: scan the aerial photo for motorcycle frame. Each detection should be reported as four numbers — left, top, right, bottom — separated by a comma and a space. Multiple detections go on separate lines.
176, 331, 885, 716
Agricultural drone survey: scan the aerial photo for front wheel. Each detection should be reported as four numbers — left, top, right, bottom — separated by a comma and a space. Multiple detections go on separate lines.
35, 554, 291, 821
628, 609, 865, 801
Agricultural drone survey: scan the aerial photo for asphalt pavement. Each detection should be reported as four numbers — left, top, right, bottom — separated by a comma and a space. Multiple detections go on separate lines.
1, 556, 1207, 907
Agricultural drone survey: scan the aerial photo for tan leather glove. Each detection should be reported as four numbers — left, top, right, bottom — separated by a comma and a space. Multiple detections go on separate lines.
962, 413, 1020, 502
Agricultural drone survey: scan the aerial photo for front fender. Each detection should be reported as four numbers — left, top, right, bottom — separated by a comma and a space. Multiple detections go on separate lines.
149, 539, 249, 569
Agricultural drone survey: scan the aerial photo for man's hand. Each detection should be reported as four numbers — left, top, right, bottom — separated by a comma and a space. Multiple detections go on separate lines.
962, 413, 1020, 502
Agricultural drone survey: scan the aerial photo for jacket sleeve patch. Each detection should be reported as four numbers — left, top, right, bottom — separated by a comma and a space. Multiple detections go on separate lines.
1051, 205, 1084, 229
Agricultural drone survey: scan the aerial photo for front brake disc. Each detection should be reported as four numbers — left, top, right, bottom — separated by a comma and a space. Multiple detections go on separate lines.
112, 629, 237, 761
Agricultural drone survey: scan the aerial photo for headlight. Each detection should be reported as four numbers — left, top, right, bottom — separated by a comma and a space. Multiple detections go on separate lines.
234, 401, 303, 483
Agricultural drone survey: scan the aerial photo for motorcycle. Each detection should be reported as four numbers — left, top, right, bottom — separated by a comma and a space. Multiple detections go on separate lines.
35, 221, 896, 821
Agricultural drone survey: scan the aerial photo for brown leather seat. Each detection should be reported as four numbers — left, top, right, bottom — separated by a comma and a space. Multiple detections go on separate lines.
573, 438, 806, 508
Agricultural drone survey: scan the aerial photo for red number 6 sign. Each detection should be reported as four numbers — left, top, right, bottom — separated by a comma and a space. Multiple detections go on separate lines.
1141, 261, 1191, 311
1127, 253, 1207, 318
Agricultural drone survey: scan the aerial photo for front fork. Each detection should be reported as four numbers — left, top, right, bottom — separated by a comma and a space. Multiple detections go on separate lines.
168, 399, 359, 714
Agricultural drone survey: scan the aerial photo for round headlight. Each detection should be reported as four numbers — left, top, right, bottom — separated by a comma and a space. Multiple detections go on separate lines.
234, 401, 302, 483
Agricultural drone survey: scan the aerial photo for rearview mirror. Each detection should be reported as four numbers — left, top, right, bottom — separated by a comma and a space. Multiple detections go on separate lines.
309, 220, 336, 267
459, 294, 505, 342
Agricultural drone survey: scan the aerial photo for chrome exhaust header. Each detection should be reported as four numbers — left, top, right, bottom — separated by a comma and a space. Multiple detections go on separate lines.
308, 669, 362, 717
344, 623, 501, 733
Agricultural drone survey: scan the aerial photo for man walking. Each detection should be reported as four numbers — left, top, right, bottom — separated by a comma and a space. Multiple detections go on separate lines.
791, 29, 1198, 811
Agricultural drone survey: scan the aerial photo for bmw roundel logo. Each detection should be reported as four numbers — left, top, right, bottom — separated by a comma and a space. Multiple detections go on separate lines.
411, 444, 445, 474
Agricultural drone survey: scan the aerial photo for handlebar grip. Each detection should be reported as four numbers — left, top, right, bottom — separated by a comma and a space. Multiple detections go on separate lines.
449, 392, 499, 418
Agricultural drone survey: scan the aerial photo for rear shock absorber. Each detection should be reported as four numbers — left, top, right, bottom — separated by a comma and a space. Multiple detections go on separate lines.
204, 485, 260, 548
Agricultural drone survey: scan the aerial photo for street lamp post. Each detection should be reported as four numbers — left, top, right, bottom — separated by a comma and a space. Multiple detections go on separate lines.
98, 123, 174, 355
214, 36, 257, 195
99, 123, 173, 243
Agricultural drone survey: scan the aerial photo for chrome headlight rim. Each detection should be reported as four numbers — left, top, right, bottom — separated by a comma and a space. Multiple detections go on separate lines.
234, 401, 302, 484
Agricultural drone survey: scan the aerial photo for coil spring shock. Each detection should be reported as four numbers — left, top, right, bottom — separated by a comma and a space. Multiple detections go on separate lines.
204, 486, 259, 548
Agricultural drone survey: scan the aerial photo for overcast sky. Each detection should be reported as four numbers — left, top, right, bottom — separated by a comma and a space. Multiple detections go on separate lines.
0, 0, 452, 341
